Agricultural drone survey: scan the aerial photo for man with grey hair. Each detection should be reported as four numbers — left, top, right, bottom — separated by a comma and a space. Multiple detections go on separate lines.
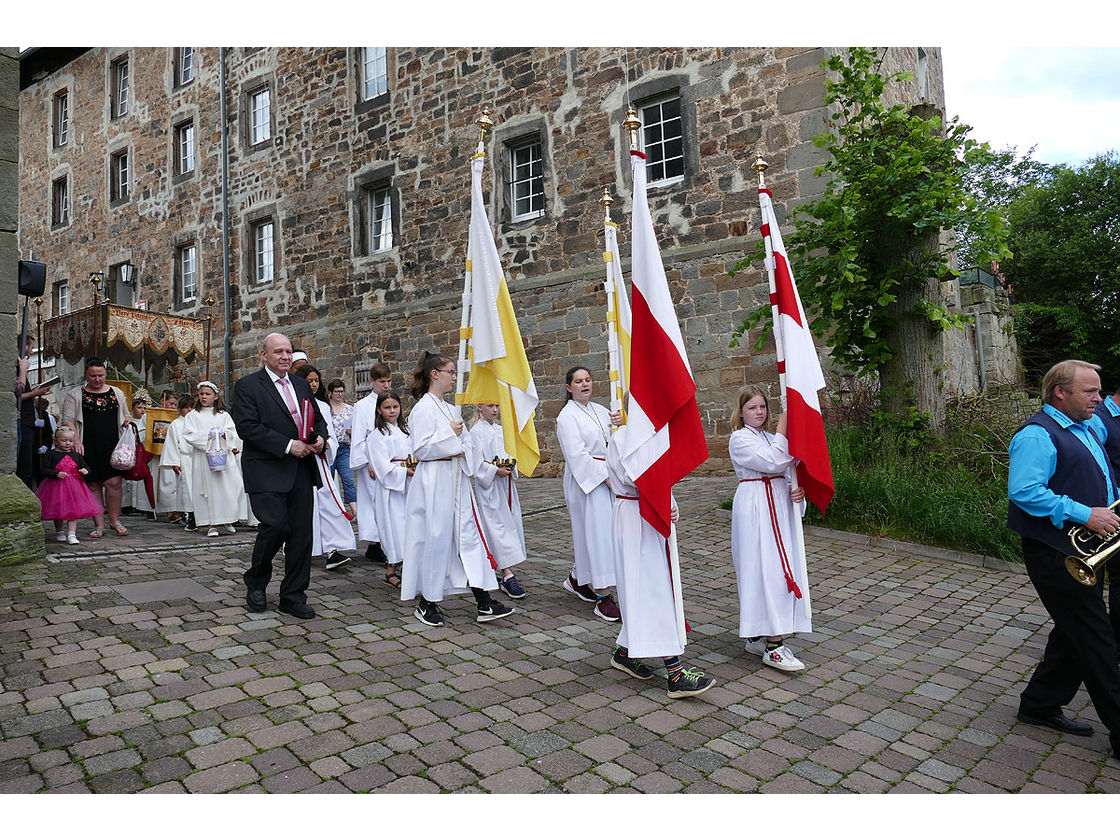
1008, 359, 1120, 761
233, 332, 328, 619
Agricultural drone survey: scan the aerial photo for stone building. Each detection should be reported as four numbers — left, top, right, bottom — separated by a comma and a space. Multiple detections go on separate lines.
19, 46, 969, 475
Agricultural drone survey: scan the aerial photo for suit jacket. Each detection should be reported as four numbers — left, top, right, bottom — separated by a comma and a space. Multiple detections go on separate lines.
232, 368, 329, 495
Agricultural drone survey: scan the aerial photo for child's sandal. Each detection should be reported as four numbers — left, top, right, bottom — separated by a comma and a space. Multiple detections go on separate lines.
384, 566, 402, 590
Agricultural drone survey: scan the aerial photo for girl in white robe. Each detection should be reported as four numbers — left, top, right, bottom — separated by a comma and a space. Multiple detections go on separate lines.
348, 367, 393, 563
292, 364, 356, 570
367, 391, 412, 589
158, 398, 194, 525
181, 382, 244, 537
604, 433, 715, 699
469, 403, 527, 599
730, 385, 812, 672
555, 366, 620, 622
401, 351, 514, 628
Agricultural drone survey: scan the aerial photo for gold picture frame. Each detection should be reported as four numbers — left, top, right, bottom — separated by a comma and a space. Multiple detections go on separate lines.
145, 407, 178, 455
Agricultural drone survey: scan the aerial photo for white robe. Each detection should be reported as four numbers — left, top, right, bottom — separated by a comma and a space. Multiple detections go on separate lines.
349, 392, 381, 543
310, 398, 357, 556
730, 426, 812, 638
401, 393, 497, 602
606, 439, 685, 659
556, 400, 616, 589
181, 407, 246, 527
368, 422, 411, 566
157, 416, 192, 514
468, 419, 526, 570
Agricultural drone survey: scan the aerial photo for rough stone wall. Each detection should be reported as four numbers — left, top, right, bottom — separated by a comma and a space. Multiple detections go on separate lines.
20, 46, 943, 477
3, 46, 45, 563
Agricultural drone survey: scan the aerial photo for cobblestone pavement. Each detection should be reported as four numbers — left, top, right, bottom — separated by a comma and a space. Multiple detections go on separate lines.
2, 476, 1118, 794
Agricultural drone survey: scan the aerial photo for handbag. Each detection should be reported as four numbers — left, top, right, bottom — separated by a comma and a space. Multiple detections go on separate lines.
123, 425, 152, 481
109, 425, 137, 471
205, 426, 228, 471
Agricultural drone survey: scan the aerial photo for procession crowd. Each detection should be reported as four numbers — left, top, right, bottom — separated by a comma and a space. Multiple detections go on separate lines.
15, 337, 1120, 763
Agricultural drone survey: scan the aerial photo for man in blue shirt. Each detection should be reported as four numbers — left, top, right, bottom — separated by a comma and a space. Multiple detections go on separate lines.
1094, 383, 1120, 650
1008, 359, 1120, 761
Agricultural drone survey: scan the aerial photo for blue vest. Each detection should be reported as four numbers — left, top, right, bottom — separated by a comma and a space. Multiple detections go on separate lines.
1094, 401, 1120, 471
1007, 409, 1115, 554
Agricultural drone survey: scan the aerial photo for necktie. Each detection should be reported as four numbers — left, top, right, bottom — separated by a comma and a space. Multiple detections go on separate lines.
278, 377, 301, 429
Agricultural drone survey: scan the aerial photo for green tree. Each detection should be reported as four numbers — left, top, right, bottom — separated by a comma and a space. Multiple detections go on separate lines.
734, 47, 1011, 429
1004, 151, 1120, 385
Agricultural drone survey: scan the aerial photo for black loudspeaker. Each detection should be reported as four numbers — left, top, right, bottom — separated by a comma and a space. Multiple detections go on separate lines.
18, 260, 47, 297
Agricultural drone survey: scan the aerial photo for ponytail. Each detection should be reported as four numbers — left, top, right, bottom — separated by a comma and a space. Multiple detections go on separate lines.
411, 350, 453, 401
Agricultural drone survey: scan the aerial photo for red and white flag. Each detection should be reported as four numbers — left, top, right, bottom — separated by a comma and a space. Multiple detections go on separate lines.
758, 187, 834, 513
618, 150, 709, 538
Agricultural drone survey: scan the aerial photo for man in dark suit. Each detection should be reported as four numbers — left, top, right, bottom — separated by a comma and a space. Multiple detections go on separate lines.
233, 332, 328, 619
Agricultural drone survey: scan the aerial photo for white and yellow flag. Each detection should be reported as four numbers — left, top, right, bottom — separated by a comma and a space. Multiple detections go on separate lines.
603, 219, 633, 416
458, 152, 541, 475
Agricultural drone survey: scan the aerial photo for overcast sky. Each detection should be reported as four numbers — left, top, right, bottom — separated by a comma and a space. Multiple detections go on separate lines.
942, 46, 1120, 167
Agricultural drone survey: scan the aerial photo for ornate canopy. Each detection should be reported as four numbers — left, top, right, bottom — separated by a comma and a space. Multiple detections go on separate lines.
43, 303, 207, 371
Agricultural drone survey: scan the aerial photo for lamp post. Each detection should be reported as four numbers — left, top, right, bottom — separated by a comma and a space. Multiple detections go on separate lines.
120, 261, 135, 307
34, 297, 42, 383
205, 294, 216, 381
89, 272, 105, 355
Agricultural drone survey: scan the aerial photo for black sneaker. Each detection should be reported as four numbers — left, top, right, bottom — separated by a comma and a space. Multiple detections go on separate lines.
325, 551, 351, 571
476, 598, 515, 623
414, 600, 444, 627
611, 651, 655, 680
365, 542, 388, 564
498, 574, 526, 599
666, 667, 715, 699
183, 514, 197, 532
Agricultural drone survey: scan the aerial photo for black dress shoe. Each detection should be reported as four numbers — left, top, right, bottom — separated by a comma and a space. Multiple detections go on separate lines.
245, 590, 267, 612
364, 542, 388, 564
278, 600, 316, 620
1016, 711, 1094, 736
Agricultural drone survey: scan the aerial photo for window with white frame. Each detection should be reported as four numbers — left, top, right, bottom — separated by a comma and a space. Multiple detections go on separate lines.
508, 137, 544, 221
249, 86, 271, 145
110, 150, 129, 201
916, 48, 930, 101
639, 94, 684, 185
253, 220, 275, 283
111, 56, 129, 118
178, 244, 197, 302
363, 184, 394, 253
176, 121, 195, 174
360, 48, 388, 101
53, 90, 69, 147
54, 281, 70, 316
176, 47, 194, 86
51, 176, 69, 227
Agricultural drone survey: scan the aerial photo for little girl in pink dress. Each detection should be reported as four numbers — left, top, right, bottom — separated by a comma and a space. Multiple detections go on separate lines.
38, 427, 103, 544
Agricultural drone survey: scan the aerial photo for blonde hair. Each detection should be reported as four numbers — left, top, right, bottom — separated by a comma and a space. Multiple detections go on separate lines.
732, 385, 770, 431
54, 426, 76, 445
1042, 360, 1100, 404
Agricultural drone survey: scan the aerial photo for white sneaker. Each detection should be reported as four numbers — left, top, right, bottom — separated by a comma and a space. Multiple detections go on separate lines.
744, 637, 767, 655
222, 524, 236, 534
55, 530, 67, 543
762, 645, 805, 672
206, 527, 219, 537
67, 534, 80, 545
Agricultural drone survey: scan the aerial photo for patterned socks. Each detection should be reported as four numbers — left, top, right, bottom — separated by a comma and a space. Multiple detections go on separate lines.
664, 656, 683, 682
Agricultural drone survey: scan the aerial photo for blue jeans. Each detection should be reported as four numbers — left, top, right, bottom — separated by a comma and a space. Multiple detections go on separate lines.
334, 443, 357, 505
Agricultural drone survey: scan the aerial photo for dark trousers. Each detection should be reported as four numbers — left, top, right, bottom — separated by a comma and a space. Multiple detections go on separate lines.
245, 478, 314, 605
1020, 536, 1120, 740
16, 422, 35, 489
1111, 572, 1120, 650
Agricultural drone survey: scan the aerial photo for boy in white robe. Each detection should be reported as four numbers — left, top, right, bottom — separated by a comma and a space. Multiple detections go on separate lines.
158, 395, 194, 528
604, 433, 715, 699
468, 403, 527, 599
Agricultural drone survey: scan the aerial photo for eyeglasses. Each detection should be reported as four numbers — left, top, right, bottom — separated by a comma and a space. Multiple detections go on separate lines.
436, 368, 456, 375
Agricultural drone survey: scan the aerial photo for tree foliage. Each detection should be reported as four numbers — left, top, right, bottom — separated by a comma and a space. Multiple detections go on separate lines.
1003, 152, 1120, 385
732, 47, 1012, 406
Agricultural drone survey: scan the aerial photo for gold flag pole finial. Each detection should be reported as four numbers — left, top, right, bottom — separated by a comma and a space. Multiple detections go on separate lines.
599, 188, 614, 223
752, 153, 769, 188
477, 107, 494, 145
622, 106, 641, 149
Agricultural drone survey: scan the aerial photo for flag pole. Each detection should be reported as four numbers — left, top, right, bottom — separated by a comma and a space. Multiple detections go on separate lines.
457, 108, 494, 419
625, 106, 687, 648
754, 152, 811, 619
600, 188, 625, 419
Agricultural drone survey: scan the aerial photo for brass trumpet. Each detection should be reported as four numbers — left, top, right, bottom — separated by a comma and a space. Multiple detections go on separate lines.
1065, 499, 1120, 586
